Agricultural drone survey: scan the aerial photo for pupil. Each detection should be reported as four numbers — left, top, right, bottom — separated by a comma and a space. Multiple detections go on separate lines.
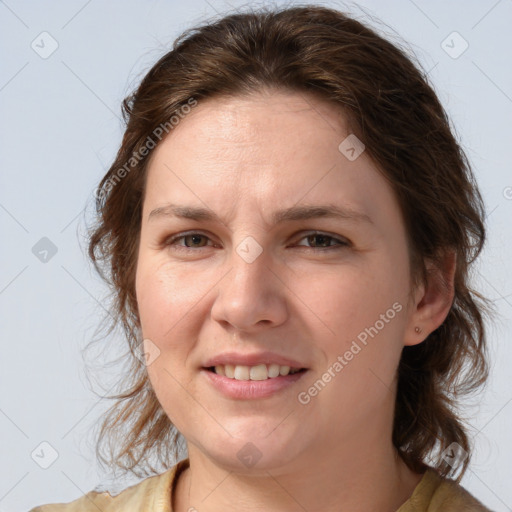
187, 235, 204, 247
310, 234, 329, 247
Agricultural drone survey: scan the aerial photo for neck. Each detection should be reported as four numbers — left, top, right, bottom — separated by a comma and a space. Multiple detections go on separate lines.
172, 426, 424, 512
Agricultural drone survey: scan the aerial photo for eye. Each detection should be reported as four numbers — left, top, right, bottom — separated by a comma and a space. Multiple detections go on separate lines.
164, 232, 214, 251
294, 231, 350, 250
162, 231, 349, 253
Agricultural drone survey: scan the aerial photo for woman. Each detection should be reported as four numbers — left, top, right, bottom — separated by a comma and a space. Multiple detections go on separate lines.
31, 5, 493, 511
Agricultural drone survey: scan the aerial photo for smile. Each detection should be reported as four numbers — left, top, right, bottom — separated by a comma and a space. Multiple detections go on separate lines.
202, 366, 308, 400
206, 363, 305, 380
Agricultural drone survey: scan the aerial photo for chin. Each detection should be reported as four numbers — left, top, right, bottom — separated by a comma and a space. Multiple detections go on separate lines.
194, 419, 310, 473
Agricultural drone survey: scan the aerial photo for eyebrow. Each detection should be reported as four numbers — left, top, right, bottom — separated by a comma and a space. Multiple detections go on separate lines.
148, 203, 374, 226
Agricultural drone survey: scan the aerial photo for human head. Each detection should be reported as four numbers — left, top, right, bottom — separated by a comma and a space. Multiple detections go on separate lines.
88, 4, 490, 480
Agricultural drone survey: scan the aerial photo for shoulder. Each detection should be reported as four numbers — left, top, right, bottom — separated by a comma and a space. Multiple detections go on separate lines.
399, 468, 493, 512
428, 473, 492, 512
28, 460, 187, 512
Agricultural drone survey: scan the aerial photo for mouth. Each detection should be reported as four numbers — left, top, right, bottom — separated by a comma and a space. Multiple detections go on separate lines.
203, 364, 307, 381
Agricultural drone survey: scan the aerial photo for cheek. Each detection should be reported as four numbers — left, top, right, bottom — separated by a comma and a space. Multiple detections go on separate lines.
315, 262, 407, 373
135, 258, 205, 337
136, 262, 204, 418
316, 266, 391, 329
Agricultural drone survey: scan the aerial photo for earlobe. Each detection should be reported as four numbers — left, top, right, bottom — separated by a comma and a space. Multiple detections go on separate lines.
404, 249, 456, 347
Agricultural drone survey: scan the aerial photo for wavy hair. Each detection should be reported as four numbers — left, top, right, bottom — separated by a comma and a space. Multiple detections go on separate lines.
86, 4, 493, 481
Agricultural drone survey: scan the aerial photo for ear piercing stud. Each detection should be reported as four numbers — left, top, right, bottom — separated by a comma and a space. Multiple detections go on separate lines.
414, 326, 422, 333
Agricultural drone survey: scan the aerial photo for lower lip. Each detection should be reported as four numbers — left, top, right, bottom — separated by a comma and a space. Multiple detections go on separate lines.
201, 368, 308, 400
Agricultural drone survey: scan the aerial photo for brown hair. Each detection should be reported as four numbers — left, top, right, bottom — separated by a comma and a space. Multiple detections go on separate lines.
87, 4, 493, 481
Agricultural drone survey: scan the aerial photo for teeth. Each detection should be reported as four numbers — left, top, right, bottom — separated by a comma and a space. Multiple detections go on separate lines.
249, 364, 267, 381
234, 365, 250, 380
211, 364, 302, 380
224, 364, 235, 378
268, 363, 280, 378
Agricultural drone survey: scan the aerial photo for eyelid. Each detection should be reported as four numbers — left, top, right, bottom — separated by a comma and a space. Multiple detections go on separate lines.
163, 230, 218, 248
292, 230, 350, 248
162, 230, 350, 251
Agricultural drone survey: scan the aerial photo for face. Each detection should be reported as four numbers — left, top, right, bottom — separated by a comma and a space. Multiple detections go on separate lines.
135, 90, 419, 473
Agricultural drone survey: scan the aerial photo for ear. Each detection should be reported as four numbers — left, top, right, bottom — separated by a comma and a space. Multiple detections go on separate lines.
404, 249, 456, 347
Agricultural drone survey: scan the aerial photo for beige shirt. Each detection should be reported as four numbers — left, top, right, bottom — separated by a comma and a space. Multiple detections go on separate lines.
29, 458, 492, 511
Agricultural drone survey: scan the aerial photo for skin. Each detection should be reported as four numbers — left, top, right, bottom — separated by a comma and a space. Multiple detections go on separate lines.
135, 89, 456, 512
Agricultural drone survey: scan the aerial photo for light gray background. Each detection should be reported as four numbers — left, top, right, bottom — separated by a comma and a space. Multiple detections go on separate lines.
1, 0, 511, 510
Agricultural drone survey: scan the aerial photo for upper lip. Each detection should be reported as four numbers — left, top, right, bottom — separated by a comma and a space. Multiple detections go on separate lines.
202, 351, 308, 369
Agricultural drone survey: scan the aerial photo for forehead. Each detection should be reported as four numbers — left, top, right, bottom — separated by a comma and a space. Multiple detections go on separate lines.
167, 90, 348, 152
149, 89, 349, 170
142, 90, 403, 232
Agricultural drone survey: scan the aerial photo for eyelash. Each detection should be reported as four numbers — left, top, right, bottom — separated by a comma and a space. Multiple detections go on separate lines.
162, 231, 350, 253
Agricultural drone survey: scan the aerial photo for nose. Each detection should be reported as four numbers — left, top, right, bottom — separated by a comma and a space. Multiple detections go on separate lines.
210, 244, 289, 333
